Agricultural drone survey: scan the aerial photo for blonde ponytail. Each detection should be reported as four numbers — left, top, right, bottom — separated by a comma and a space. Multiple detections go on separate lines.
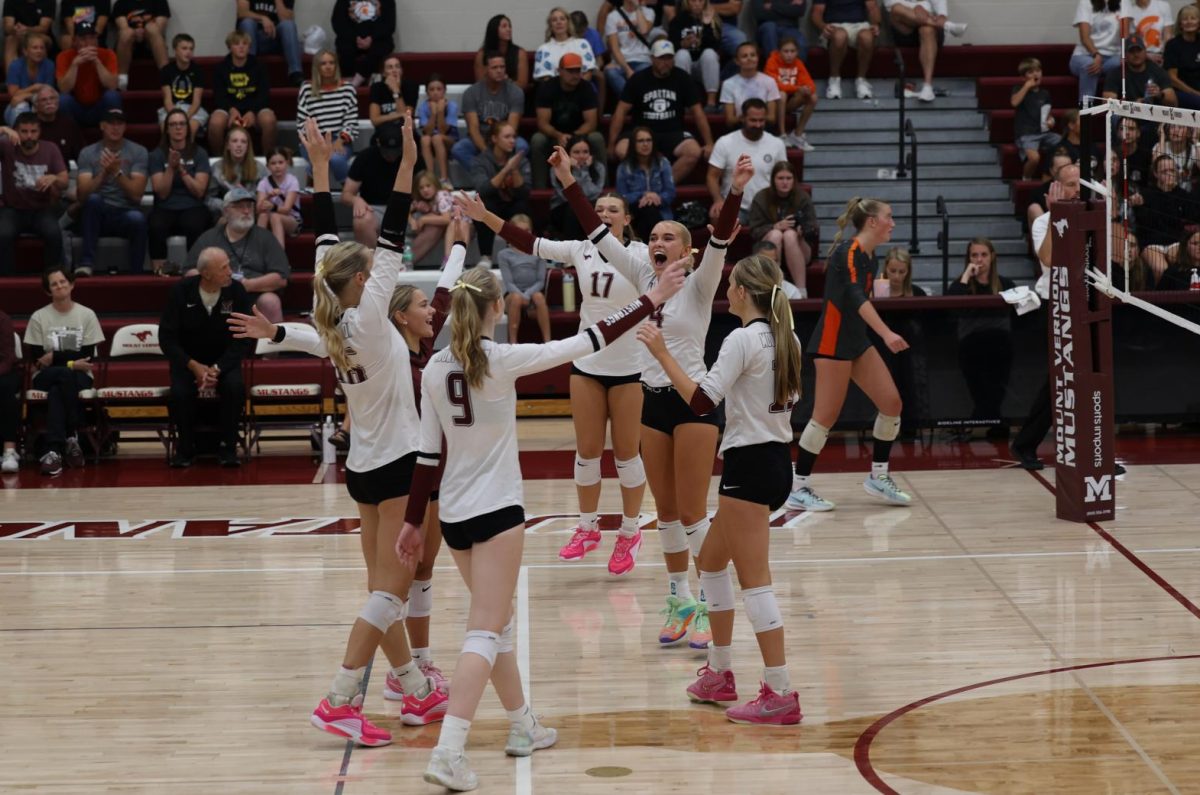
829, 195, 886, 257
449, 267, 502, 388
312, 241, 372, 375
731, 255, 803, 406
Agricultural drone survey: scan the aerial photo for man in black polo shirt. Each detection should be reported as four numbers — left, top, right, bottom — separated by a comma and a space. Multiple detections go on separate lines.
531, 52, 605, 188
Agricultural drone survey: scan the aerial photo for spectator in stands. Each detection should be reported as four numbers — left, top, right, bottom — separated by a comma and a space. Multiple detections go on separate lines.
407, 170, 453, 265
76, 109, 148, 276
474, 13, 530, 89
598, 0, 677, 33
160, 246, 251, 468
471, 120, 531, 263
112, 0, 170, 90
1109, 220, 1146, 290
947, 238, 1014, 439
531, 52, 604, 188
0, 310, 16, 473
331, 0, 394, 87
571, 9, 607, 70
341, 125, 402, 245
3, 0, 52, 71
1070, 0, 1123, 104
616, 125, 675, 240
764, 36, 816, 150
60, 1, 110, 51
550, 135, 607, 239
747, 159, 815, 296
752, 0, 807, 60
1054, 108, 1095, 171
1012, 58, 1061, 180
1165, 5, 1200, 110
256, 145, 301, 249
208, 30, 277, 156
1136, 154, 1194, 261
1124, 0, 1172, 64
721, 42, 781, 134
452, 51, 529, 172
1103, 33, 1177, 105
877, 247, 925, 296
813, 0, 880, 100
148, 108, 210, 276
498, 213, 552, 343
885, 0, 967, 103
236, 0, 303, 86
34, 86, 83, 162
4, 31, 54, 126
159, 33, 207, 139
23, 268, 104, 476
1151, 123, 1197, 190
533, 7, 600, 84
611, 40, 714, 184
1114, 116, 1151, 189
55, 20, 121, 127
711, 0, 749, 57
605, 0, 655, 100
708, 98, 787, 223
296, 48, 359, 182
368, 52, 417, 122
1150, 228, 1200, 289
417, 73, 458, 190
187, 188, 290, 322
669, 0, 723, 111
207, 126, 262, 217
0, 113, 67, 276
1025, 150, 1073, 228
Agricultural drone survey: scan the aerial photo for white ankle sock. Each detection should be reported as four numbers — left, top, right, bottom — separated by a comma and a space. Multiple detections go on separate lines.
669, 571, 693, 601
411, 647, 432, 665
580, 511, 598, 528
329, 665, 365, 705
437, 715, 472, 752
764, 664, 790, 694
619, 515, 638, 538
392, 660, 426, 694
709, 644, 732, 672
792, 474, 810, 490
871, 461, 889, 477
506, 703, 538, 733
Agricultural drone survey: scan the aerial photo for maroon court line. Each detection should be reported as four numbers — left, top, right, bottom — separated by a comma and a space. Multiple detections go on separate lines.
852, 654, 1200, 794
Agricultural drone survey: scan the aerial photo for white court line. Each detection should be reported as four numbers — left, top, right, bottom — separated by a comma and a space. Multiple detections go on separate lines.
515, 566, 531, 795
312, 464, 327, 485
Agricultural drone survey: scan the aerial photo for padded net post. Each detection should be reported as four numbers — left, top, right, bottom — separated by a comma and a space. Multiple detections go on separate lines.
1048, 200, 1116, 523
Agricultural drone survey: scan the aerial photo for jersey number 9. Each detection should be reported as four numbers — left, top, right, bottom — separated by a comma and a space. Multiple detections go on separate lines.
446, 372, 475, 427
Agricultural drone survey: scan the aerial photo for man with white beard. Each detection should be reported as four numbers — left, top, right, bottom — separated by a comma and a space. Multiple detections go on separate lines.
186, 187, 291, 322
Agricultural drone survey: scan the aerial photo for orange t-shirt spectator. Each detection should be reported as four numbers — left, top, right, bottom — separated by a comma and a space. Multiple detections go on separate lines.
764, 48, 815, 95
55, 20, 121, 126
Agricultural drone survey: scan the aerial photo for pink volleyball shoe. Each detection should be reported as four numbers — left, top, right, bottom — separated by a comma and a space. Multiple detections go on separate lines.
725, 682, 802, 726
310, 696, 392, 746
400, 680, 449, 726
607, 529, 643, 576
685, 665, 738, 704
559, 525, 601, 560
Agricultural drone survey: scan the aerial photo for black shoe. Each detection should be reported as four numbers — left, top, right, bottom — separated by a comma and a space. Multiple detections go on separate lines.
169, 452, 193, 468
1115, 462, 1126, 476
218, 447, 241, 468
289, 71, 304, 87
1011, 446, 1044, 470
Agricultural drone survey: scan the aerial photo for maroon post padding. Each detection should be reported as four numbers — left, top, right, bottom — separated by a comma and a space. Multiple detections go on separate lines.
1048, 200, 1115, 523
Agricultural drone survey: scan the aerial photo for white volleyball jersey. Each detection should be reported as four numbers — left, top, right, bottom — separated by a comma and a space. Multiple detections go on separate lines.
588, 224, 727, 388
531, 237, 646, 377
698, 319, 801, 455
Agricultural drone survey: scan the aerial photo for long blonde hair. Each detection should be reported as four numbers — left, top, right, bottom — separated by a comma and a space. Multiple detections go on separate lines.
310, 48, 342, 97
313, 242, 372, 374
731, 255, 802, 407
882, 247, 914, 297
388, 283, 419, 346
449, 267, 503, 388
830, 196, 887, 255
544, 6, 575, 41
220, 128, 258, 186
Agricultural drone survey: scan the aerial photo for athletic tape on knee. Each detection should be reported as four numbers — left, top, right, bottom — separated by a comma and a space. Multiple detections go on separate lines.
799, 419, 830, 455
742, 586, 783, 635
574, 454, 602, 487
699, 568, 735, 613
359, 591, 406, 633
684, 517, 710, 557
407, 579, 433, 618
659, 519, 688, 554
462, 629, 501, 666
498, 619, 515, 654
614, 455, 646, 489
873, 413, 901, 442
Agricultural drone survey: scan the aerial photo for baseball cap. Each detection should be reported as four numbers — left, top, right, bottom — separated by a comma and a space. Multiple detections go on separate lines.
1125, 33, 1145, 51
223, 187, 255, 206
100, 108, 126, 124
375, 124, 403, 154
560, 52, 583, 70
651, 40, 675, 59
75, 20, 96, 36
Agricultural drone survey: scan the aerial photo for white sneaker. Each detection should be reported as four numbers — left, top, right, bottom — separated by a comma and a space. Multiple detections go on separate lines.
782, 132, 801, 148
424, 747, 478, 792
917, 83, 936, 102
793, 133, 815, 153
795, 287, 808, 300
825, 76, 842, 100
117, 73, 128, 91
864, 473, 913, 506
476, 255, 492, 269
1, 449, 18, 473
785, 485, 835, 512
944, 21, 968, 37
505, 722, 558, 757
855, 78, 874, 99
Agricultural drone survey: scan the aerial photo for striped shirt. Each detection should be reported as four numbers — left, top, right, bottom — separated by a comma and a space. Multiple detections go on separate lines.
296, 81, 360, 142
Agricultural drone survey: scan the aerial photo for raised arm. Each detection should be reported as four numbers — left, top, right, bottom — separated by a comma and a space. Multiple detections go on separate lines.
456, 189, 584, 265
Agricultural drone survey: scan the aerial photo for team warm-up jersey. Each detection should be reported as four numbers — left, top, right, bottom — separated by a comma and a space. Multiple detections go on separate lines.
530, 237, 645, 377
694, 319, 800, 455
809, 238, 874, 360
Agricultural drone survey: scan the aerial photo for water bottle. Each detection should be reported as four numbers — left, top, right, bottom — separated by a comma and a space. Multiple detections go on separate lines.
1190, 268, 1200, 291
402, 243, 414, 270
562, 270, 576, 312
321, 416, 336, 464
1146, 77, 1157, 100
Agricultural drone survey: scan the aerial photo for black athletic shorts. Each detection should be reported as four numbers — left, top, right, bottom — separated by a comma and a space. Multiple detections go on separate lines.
651, 129, 693, 159
892, 25, 945, 49
571, 365, 642, 389
718, 442, 792, 509
441, 504, 526, 551
345, 451, 417, 506
641, 384, 722, 435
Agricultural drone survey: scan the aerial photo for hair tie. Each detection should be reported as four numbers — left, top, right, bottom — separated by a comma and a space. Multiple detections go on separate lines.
770, 284, 794, 331
451, 279, 482, 294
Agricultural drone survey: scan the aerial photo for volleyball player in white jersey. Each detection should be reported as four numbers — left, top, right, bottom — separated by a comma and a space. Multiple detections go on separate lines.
458, 190, 650, 575
639, 254, 803, 726
394, 260, 687, 791
554, 146, 753, 649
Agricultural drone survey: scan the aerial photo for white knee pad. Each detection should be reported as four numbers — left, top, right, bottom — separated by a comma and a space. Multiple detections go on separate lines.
659, 519, 688, 554
742, 586, 783, 635
799, 420, 830, 455
684, 517, 710, 557
359, 590, 406, 633
614, 455, 646, 490
407, 579, 433, 618
873, 413, 901, 442
699, 568, 735, 613
498, 618, 515, 654
574, 454, 602, 487
462, 629, 501, 666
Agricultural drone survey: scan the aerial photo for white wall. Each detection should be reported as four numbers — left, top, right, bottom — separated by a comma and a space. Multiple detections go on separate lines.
172, 0, 1178, 57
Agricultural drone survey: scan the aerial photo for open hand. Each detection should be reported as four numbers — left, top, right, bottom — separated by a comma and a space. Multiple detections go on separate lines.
647, 258, 688, 305
395, 522, 425, 571
453, 190, 488, 221
227, 305, 277, 339
636, 322, 668, 356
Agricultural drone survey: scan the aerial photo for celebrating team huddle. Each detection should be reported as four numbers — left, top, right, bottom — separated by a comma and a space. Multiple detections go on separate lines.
230, 110, 910, 793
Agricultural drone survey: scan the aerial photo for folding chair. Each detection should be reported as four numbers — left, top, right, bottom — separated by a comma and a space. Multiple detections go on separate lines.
244, 322, 326, 453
